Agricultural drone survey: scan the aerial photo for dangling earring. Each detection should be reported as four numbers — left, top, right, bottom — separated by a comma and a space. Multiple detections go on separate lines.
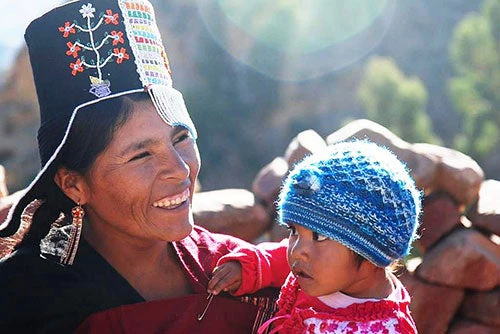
61, 203, 84, 265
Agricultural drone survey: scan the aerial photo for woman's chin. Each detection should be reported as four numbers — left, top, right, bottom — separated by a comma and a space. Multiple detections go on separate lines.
161, 219, 194, 242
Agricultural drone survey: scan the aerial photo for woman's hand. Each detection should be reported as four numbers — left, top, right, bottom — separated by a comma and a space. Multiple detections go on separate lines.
207, 261, 242, 295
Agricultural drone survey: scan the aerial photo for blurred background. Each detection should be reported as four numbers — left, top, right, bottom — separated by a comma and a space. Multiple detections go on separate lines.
0, 0, 498, 192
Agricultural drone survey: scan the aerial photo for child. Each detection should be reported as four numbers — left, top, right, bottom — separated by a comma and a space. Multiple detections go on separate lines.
208, 141, 421, 333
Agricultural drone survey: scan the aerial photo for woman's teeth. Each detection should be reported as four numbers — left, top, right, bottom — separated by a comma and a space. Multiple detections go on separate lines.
153, 189, 190, 209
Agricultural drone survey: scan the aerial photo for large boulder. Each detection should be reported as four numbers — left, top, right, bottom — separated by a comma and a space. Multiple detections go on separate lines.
467, 180, 500, 236
417, 192, 462, 251
251, 157, 288, 214
0, 165, 8, 198
448, 319, 500, 334
192, 189, 273, 241
458, 288, 500, 327
284, 129, 327, 166
417, 228, 500, 291
400, 271, 464, 334
413, 143, 484, 207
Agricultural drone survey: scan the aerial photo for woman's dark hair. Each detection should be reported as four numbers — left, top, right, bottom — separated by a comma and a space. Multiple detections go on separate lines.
15, 92, 149, 250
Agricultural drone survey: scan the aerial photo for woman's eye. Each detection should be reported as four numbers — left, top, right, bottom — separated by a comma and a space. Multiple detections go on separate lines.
287, 225, 298, 236
313, 232, 329, 242
129, 151, 150, 161
174, 131, 190, 145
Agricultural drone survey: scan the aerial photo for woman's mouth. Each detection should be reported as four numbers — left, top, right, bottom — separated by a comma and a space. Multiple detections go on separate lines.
153, 188, 190, 210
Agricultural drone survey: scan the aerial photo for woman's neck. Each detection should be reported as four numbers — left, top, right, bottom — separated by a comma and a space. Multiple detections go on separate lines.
83, 226, 192, 300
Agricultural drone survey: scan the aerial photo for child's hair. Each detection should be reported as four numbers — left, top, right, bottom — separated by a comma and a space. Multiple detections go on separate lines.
277, 140, 422, 268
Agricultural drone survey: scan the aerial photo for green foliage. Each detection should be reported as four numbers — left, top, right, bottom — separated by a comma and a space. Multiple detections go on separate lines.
448, 0, 500, 160
358, 57, 440, 144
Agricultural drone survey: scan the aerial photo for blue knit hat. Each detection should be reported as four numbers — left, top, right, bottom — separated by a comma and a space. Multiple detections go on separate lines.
278, 141, 422, 267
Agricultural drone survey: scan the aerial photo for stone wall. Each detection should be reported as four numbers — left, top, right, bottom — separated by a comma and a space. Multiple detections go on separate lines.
0, 119, 498, 333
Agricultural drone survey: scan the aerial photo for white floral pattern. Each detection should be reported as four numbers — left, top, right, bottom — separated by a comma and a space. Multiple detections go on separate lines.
79, 3, 96, 18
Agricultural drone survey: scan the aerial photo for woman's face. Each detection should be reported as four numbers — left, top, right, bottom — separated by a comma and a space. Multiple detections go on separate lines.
81, 100, 200, 244
287, 224, 366, 297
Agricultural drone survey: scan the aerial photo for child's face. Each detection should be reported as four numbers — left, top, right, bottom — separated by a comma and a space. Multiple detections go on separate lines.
287, 223, 365, 297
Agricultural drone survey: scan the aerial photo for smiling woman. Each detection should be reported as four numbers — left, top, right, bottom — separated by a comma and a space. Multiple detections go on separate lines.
0, 0, 280, 332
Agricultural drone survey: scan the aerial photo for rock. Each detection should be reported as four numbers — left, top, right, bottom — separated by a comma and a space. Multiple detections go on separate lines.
251, 157, 289, 213
0, 190, 30, 258
417, 192, 462, 251
284, 129, 327, 166
0, 190, 24, 224
268, 223, 289, 242
448, 319, 500, 334
417, 228, 500, 291
192, 189, 273, 241
458, 288, 500, 327
325, 119, 438, 192
0, 165, 7, 198
413, 143, 484, 207
467, 180, 500, 236
400, 271, 464, 334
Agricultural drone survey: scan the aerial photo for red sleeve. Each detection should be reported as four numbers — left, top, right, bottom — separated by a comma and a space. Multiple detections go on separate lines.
216, 239, 289, 296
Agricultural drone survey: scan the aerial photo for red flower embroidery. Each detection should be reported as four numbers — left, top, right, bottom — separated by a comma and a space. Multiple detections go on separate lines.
104, 9, 119, 25
114, 48, 129, 64
59, 22, 75, 38
70, 59, 84, 76
370, 321, 385, 332
326, 322, 339, 331
110, 31, 124, 46
66, 42, 81, 58
347, 322, 359, 332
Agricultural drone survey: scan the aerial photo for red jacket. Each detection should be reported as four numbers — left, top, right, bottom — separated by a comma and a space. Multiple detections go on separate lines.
76, 226, 284, 333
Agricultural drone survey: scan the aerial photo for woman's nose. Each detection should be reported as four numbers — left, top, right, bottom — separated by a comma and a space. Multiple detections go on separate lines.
158, 147, 190, 180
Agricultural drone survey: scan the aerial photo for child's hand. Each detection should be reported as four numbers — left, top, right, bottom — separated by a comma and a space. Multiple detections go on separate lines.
208, 261, 242, 295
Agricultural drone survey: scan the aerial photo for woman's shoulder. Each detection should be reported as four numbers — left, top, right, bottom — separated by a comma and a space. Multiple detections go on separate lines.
0, 246, 65, 278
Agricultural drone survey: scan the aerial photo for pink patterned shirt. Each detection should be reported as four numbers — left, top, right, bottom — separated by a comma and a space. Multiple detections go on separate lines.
260, 273, 417, 334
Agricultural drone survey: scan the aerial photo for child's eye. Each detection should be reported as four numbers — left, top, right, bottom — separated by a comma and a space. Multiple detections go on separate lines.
287, 225, 298, 237
129, 151, 151, 161
313, 232, 329, 242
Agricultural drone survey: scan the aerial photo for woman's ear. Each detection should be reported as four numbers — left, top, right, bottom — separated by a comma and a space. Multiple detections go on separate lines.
54, 167, 88, 205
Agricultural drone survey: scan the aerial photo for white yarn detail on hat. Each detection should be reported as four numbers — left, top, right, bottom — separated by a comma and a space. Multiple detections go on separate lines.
118, 0, 197, 137
148, 86, 198, 138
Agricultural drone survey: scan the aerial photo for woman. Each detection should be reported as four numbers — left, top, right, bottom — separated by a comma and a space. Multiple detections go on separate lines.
0, 0, 284, 332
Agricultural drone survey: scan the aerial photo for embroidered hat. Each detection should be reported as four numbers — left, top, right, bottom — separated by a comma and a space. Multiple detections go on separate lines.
0, 0, 196, 236
278, 141, 422, 267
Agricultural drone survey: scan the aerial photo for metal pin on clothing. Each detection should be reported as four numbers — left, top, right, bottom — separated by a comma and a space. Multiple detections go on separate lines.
197, 293, 214, 321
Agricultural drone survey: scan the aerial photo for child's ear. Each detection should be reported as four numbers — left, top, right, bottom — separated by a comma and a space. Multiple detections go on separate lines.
54, 167, 89, 205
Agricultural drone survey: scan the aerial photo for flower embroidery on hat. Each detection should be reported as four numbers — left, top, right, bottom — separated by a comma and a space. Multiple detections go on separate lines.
58, 3, 129, 98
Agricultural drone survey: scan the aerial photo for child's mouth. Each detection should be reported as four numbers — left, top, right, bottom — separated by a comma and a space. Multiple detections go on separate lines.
294, 270, 312, 279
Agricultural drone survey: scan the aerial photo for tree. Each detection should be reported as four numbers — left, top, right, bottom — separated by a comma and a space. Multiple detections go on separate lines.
448, 0, 500, 161
358, 57, 440, 144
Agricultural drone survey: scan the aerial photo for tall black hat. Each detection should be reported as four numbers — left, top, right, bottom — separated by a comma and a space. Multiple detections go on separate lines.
0, 0, 197, 236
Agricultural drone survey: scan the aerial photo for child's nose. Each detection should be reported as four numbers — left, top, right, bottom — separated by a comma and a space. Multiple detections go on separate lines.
289, 237, 309, 261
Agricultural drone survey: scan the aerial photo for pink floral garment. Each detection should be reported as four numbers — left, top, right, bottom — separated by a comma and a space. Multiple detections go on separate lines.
260, 274, 417, 334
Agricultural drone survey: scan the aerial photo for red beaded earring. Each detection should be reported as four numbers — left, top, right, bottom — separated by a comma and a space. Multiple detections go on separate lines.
61, 203, 84, 265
